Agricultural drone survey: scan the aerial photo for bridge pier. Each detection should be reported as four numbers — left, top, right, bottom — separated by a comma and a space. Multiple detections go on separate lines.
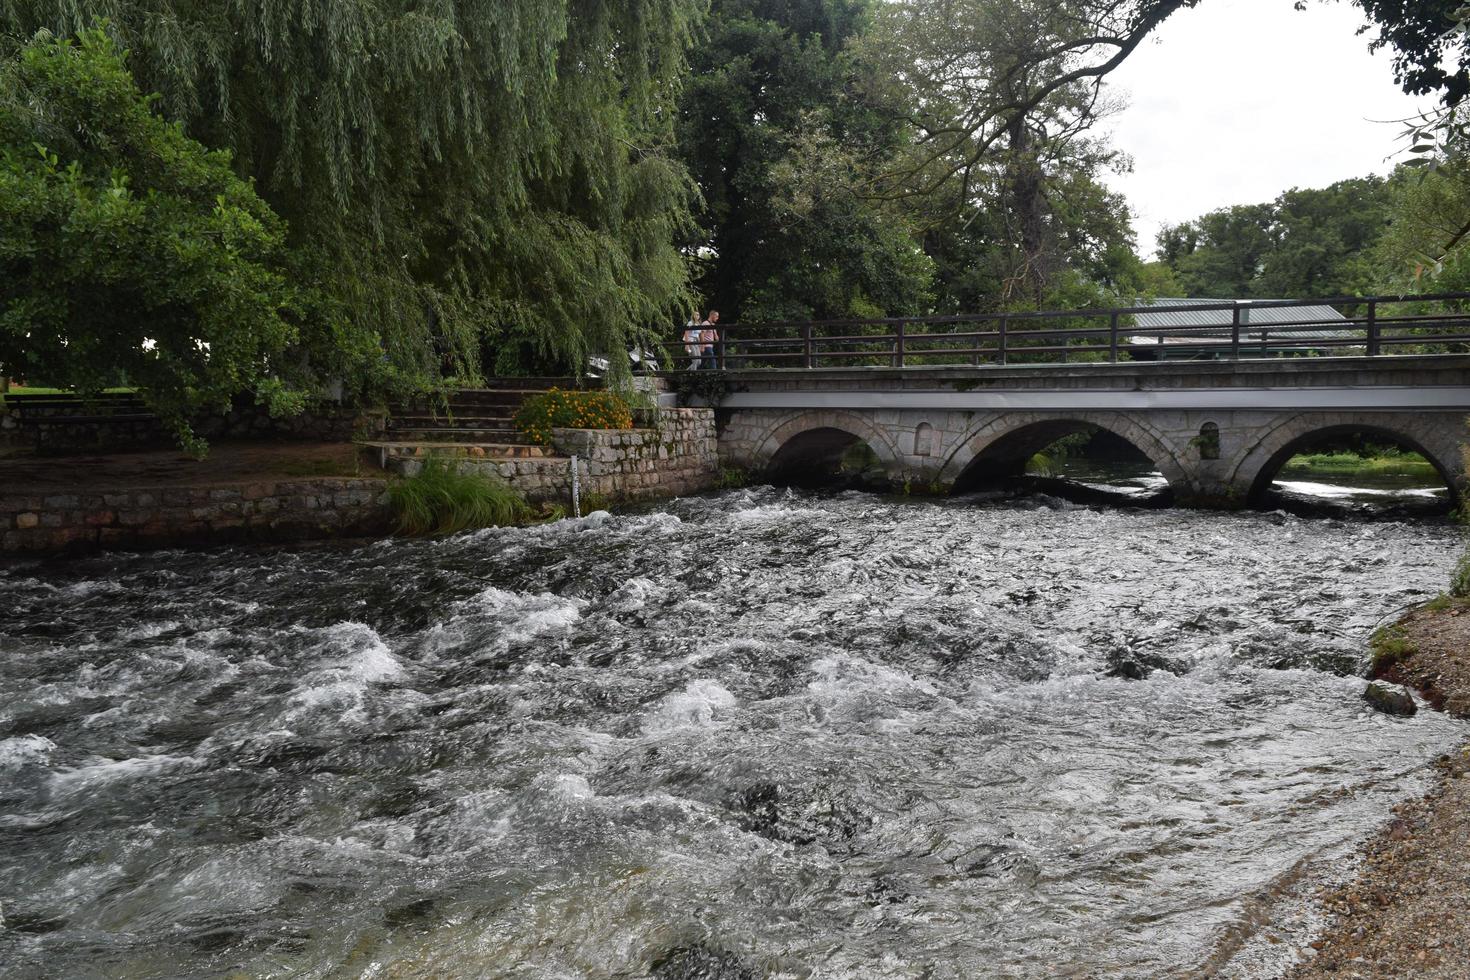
712, 358, 1470, 507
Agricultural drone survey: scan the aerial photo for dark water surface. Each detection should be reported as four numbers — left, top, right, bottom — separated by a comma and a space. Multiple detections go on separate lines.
0, 490, 1463, 978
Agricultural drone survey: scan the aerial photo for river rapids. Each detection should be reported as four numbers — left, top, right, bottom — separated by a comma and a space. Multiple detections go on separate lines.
0, 489, 1464, 978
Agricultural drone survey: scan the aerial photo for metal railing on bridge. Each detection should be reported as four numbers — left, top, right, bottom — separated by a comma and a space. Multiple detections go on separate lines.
660, 292, 1470, 371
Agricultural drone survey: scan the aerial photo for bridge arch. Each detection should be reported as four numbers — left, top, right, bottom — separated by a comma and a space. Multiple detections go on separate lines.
938, 412, 1190, 492
750, 410, 907, 485
1228, 413, 1467, 505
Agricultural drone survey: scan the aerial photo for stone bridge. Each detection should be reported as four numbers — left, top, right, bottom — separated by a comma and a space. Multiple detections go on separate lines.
711, 356, 1470, 506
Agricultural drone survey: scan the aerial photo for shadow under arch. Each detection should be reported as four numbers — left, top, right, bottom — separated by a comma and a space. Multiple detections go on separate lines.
754, 411, 904, 488
1240, 421, 1459, 507
940, 413, 1186, 496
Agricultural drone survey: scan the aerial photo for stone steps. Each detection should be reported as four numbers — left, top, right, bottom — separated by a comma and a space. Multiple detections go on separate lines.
373, 380, 590, 469
360, 441, 554, 468
385, 426, 526, 443
387, 414, 521, 428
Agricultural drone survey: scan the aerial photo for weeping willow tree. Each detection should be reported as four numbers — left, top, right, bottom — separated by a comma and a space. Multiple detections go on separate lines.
0, 0, 701, 389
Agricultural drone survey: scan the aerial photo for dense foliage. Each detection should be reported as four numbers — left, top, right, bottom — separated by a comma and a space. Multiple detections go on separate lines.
678, 0, 933, 321
1154, 177, 1398, 299
0, 30, 304, 450
2, 0, 701, 387
6, 0, 1470, 415
1350, 0, 1470, 106
679, 0, 1163, 324
514, 389, 635, 447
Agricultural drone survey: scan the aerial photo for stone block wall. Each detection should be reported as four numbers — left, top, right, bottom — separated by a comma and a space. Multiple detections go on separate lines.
394, 408, 720, 505
194, 399, 387, 443
0, 478, 390, 555
0, 396, 386, 455
0, 411, 167, 454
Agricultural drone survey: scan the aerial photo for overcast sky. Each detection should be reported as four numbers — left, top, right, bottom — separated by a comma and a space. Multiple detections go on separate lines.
1100, 0, 1433, 259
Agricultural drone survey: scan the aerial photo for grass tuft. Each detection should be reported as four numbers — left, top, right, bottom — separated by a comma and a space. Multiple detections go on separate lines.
1368, 623, 1417, 676
386, 457, 530, 535
1452, 548, 1470, 598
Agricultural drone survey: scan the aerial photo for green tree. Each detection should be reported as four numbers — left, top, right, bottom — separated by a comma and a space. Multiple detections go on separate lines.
679, 0, 932, 321
857, 0, 1178, 309
1350, 0, 1470, 106
1155, 177, 1396, 299
0, 29, 303, 450
1376, 160, 1470, 291
2, 1, 701, 384
1157, 204, 1275, 298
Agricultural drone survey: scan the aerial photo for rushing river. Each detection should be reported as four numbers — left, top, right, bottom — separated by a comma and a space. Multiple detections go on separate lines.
1, 490, 1464, 979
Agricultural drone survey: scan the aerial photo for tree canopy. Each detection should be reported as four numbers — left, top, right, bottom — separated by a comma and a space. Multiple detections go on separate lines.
677, 0, 934, 322
6, 0, 1468, 409
2, 0, 702, 385
1350, 0, 1470, 106
0, 29, 304, 449
1154, 177, 1398, 299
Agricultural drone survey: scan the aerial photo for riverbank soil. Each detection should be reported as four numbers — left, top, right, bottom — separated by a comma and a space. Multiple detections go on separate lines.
0, 440, 373, 489
1373, 599, 1470, 719
1287, 601, 1470, 979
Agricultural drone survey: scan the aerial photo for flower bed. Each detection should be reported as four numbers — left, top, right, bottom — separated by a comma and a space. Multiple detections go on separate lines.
514, 388, 633, 447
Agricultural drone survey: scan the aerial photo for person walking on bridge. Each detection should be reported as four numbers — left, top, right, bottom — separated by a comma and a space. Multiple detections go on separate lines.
700, 311, 721, 371
683, 315, 704, 371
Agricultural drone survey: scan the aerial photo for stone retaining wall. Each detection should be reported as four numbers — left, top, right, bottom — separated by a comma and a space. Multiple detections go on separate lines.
0, 397, 386, 455
0, 478, 390, 555
2, 409, 719, 556
394, 408, 720, 505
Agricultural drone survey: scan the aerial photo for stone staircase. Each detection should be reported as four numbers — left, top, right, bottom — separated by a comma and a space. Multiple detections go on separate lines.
363, 378, 580, 468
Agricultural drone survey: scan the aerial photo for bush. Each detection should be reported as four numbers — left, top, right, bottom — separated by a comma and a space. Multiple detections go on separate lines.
0, 29, 312, 453
386, 458, 530, 535
1451, 549, 1470, 598
514, 388, 633, 447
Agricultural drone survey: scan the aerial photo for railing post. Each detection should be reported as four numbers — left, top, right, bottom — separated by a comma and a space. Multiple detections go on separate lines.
1230, 304, 1241, 360
998, 315, 1008, 365
1366, 300, 1379, 356
1109, 312, 1119, 363
895, 320, 906, 368
802, 324, 814, 369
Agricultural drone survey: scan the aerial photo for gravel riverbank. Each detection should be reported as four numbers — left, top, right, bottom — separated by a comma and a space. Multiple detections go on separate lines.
1285, 597, 1470, 979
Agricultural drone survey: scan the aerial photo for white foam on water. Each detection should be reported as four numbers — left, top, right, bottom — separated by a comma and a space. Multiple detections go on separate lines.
118, 621, 180, 641
50, 753, 200, 793
285, 622, 405, 723
1274, 479, 1445, 500
726, 503, 803, 526
541, 773, 595, 802
642, 679, 738, 734
0, 734, 57, 770
59, 579, 125, 598
460, 587, 584, 640
605, 577, 656, 613
805, 654, 939, 701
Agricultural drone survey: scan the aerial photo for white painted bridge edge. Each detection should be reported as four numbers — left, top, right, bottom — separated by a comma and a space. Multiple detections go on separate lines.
720, 385, 1470, 412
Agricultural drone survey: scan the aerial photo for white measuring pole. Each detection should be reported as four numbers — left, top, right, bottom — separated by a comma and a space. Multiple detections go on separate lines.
570, 454, 581, 519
